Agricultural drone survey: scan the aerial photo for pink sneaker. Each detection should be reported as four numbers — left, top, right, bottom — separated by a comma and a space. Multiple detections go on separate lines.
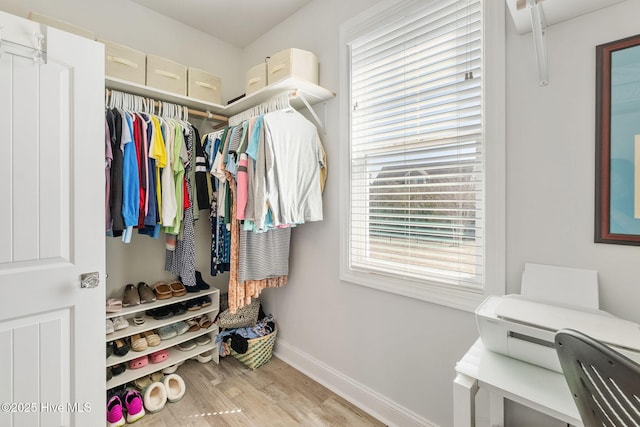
106, 395, 125, 427
124, 389, 145, 423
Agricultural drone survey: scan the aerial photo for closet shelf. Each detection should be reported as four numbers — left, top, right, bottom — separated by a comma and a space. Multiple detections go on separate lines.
105, 76, 335, 119
107, 307, 219, 342
107, 325, 219, 368
107, 342, 218, 389
106, 288, 219, 320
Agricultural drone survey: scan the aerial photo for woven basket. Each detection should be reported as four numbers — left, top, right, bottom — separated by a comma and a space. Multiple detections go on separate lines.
231, 326, 277, 370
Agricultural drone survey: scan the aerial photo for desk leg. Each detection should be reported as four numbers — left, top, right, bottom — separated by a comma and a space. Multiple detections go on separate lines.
453, 373, 478, 427
489, 392, 504, 427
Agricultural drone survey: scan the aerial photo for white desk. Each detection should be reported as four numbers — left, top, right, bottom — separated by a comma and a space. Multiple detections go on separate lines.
453, 339, 582, 427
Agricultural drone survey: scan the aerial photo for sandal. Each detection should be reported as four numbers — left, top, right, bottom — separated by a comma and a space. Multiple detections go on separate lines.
173, 321, 190, 336
137, 282, 156, 304
169, 281, 187, 297
186, 318, 200, 333
199, 295, 212, 308
196, 351, 213, 363
197, 315, 212, 329
143, 330, 161, 347
106, 298, 123, 313
133, 315, 145, 326
157, 325, 178, 341
153, 282, 173, 300
122, 284, 141, 307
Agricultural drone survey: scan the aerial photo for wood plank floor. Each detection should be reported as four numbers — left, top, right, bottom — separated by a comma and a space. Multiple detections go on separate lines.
129, 356, 386, 426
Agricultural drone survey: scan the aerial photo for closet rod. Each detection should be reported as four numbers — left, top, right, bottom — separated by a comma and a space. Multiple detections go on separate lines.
104, 88, 228, 123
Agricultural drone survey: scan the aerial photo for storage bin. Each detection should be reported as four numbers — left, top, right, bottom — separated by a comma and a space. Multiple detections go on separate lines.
245, 62, 267, 96
267, 48, 318, 86
28, 12, 95, 40
230, 326, 277, 370
100, 39, 146, 85
188, 67, 222, 104
146, 54, 187, 96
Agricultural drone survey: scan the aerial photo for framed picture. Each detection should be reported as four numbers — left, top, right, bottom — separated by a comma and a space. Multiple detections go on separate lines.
595, 34, 640, 245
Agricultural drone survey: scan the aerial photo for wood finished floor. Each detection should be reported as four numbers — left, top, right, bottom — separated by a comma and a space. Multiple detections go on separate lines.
131, 356, 386, 426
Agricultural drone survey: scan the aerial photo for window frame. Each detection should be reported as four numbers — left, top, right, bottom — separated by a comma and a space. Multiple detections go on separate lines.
339, 0, 506, 312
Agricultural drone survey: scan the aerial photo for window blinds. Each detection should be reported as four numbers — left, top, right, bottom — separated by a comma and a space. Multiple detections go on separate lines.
348, 0, 484, 289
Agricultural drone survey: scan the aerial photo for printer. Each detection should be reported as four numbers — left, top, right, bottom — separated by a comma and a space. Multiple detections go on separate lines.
475, 263, 640, 373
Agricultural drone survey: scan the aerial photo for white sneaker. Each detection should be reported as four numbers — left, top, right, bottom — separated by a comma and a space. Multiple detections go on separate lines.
106, 319, 115, 335
112, 316, 130, 331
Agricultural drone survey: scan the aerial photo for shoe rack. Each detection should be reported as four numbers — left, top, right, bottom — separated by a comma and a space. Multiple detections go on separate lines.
106, 288, 220, 390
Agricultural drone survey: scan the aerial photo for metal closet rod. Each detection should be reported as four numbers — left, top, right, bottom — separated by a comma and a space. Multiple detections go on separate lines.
104, 88, 228, 122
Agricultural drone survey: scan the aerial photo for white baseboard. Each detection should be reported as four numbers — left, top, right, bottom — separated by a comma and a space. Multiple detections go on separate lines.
273, 339, 438, 427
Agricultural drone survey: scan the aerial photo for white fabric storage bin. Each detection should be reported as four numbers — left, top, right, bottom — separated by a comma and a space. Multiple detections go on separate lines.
146, 54, 187, 96
188, 67, 221, 104
100, 39, 146, 85
29, 12, 95, 39
267, 48, 318, 86
245, 63, 267, 96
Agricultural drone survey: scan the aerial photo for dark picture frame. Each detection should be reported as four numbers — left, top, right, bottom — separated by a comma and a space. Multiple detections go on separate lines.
595, 34, 640, 245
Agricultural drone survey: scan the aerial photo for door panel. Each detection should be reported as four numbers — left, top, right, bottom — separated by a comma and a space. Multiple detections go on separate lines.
0, 11, 104, 427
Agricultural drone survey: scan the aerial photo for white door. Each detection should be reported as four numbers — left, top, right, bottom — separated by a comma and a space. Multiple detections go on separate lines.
0, 11, 104, 427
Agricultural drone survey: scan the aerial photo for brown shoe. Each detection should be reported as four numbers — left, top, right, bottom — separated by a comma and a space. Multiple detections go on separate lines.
153, 282, 173, 300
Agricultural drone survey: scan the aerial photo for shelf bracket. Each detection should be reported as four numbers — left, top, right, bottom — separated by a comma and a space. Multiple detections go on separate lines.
527, 0, 548, 86
296, 91, 326, 134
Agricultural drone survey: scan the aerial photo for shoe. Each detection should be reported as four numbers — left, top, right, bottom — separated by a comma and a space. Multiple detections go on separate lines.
186, 318, 200, 333
106, 298, 123, 313
163, 374, 186, 403
124, 390, 145, 423
185, 285, 200, 294
195, 271, 211, 290
177, 339, 197, 351
113, 339, 129, 357
186, 299, 201, 311
129, 355, 149, 370
153, 282, 173, 300
111, 363, 127, 376
143, 382, 167, 413
169, 281, 187, 297
196, 350, 213, 363
169, 303, 187, 316
133, 315, 145, 326
133, 376, 152, 391
143, 330, 161, 347
107, 367, 113, 381
130, 333, 148, 352
106, 319, 115, 335
149, 349, 169, 364
195, 334, 211, 346
157, 325, 178, 340
199, 295, 212, 308
173, 321, 190, 336
137, 282, 156, 304
162, 361, 184, 375
106, 395, 126, 427
197, 315, 212, 329
107, 342, 114, 358
112, 316, 129, 331
148, 306, 173, 320
122, 284, 141, 307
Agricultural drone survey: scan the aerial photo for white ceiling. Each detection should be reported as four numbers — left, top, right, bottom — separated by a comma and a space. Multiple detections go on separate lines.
130, 0, 312, 48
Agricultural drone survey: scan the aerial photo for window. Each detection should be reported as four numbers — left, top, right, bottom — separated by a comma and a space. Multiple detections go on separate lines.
340, 0, 505, 311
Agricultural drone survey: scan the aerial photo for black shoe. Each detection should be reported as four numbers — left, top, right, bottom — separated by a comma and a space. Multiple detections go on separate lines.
195, 271, 211, 290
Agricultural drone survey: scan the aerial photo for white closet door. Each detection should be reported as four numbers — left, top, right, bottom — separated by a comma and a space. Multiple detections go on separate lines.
0, 11, 104, 427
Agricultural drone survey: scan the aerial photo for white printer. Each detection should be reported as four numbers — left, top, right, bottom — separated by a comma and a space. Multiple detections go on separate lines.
476, 263, 640, 373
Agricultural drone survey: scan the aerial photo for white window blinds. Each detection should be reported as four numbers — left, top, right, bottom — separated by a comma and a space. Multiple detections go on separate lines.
348, 0, 484, 289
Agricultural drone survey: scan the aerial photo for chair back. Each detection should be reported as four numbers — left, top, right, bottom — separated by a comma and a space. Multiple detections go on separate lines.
555, 328, 640, 427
